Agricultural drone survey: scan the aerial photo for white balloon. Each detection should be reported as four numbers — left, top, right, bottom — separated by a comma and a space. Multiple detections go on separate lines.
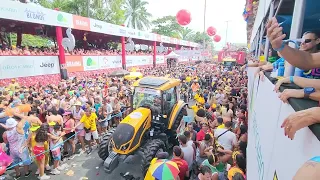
61, 28, 75, 52
125, 37, 135, 52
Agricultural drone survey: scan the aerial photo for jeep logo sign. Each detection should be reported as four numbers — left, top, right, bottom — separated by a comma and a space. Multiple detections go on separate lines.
40, 62, 55, 68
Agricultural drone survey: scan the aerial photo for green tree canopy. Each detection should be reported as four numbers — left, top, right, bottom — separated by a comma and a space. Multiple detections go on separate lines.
151, 16, 183, 38
124, 0, 152, 30
37, 0, 125, 25
152, 15, 215, 51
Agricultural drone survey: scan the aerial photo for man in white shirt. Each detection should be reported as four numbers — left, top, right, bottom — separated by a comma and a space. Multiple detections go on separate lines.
215, 89, 225, 105
178, 135, 194, 170
214, 121, 237, 151
103, 98, 113, 129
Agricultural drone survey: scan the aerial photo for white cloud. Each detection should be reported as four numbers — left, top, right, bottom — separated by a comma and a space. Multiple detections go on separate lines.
145, 0, 247, 49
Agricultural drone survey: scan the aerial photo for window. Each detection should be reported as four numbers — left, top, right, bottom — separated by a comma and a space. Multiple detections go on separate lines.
163, 88, 177, 115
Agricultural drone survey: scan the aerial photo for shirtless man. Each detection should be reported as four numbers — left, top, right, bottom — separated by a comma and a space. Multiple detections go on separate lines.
47, 109, 63, 127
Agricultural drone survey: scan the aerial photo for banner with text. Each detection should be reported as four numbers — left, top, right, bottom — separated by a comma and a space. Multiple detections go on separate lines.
179, 57, 189, 62
126, 56, 153, 67
247, 67, 320, 180
0, 56, 60, 79
0, 1, 199, 47
156, 56, 165, 64
98, 56, 122, 69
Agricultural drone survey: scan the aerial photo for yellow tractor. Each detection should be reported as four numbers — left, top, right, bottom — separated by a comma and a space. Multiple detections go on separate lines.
98, 76, 188, 174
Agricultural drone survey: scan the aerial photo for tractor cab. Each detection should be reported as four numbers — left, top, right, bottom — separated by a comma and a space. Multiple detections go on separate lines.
132, 77, 179, 132
223, 58, 237, 70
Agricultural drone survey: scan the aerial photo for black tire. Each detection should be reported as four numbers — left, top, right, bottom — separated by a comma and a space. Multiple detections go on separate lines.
140, 139, 166, 176
98, 128, 116, 160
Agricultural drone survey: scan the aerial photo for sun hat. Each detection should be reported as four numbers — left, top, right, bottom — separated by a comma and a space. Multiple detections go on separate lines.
73, 101, 82, 106
30, 125, 40, 132
63, 111, 72, 116
5, 118, 18, 128
48, 121, 56, 126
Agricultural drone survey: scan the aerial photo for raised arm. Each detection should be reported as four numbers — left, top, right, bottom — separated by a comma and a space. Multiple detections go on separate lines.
267, 17, 320, 70
275, 77, 320, 92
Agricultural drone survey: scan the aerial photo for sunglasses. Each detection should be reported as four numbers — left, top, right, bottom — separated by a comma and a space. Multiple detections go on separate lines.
303, 39, 315, 44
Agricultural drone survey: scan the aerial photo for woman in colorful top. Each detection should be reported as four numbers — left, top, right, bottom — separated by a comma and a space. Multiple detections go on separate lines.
2, 117, 32, 179
201, 154, 220, 180
227, 154, 246, 180
72, 101, 85, 153
13, 111, 52, 175
62, 111, 76, 158
49, 124, 65, 175
33, 124, 51, 180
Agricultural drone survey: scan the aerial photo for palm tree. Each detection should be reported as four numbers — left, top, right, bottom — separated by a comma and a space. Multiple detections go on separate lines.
124, 0, 152, 30
179, 27, 194, 40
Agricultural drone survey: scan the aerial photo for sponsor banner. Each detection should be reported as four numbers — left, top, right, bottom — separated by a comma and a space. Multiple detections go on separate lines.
98, 56, 122, 69
0, 4, 22, 21
51, 12, 73, 28
0, 0, 199, 47
89, 19, 106, 34
106, 23, 117, 35
127, 28, 138, 39
175, 50, 202, 57
73, 15, 90, 31
24, 7, 47, 25
33, 56, 60, 75
179, 57, 189, 62
0, 56, 59, 79
126, 56, 153, 67
247, 68, 320, 180
82, 56, 99, 71
117, 26, 127, 37
142, 32, 153, 41
156, 34, 162, 42
156, 56, 165, 64
65, 56, 84, 72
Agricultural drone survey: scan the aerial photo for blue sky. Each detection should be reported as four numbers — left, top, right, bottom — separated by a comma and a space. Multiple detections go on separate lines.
145, 0, 247, 49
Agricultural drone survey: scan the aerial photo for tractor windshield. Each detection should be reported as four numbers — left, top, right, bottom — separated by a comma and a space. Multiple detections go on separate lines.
133, 87, 162, 111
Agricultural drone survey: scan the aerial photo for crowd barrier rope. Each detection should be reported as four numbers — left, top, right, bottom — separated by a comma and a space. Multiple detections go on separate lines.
6, 110, 127, 170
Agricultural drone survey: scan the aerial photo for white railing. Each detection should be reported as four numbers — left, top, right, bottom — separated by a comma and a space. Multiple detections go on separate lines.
247, 67, 320, 180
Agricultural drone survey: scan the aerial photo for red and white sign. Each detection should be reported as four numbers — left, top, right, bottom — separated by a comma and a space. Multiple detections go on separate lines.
73, 15, 90, 31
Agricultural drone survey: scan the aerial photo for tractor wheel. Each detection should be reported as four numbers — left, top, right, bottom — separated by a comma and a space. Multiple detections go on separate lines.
98, 128, 116, 160
140, 139, 166, 176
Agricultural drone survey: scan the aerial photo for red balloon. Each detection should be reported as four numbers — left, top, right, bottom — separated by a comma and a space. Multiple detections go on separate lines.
207, 27, 216, 36
176, 9, 191, 26
213, 35, 221, 42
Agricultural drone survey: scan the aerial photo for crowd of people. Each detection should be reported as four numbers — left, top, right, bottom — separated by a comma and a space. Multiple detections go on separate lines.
143, 63, 248, 180
0, 62, 248, 180
0, 47, 167, 56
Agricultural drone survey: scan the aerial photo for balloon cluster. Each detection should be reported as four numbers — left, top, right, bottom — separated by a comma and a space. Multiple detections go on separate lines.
207, 27, 216, 36
176, 9, 221, 43
213, 35, 221, 42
